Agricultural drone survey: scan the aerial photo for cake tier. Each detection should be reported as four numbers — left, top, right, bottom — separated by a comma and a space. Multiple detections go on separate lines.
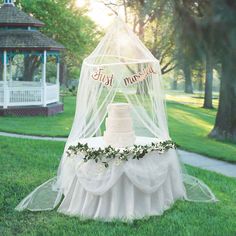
104, 131, 136, 148
107, 103, 131, 118
105, 117, 133, 132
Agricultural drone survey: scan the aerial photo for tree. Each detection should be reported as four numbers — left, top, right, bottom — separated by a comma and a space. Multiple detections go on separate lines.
22, 56, 41, 82
200, 1, 216, 109
173, 0, 236, 142
103, 0, 176, 75
102, 0, 176, 96
210, 46, 236, 142
192, 62, 204, 92
203, 50, 214, 108
183, 63, 193, 93
208, 1, 236, 141
173, 0, 205, 94
15, 0, 101, 84
171, 69, 183, 90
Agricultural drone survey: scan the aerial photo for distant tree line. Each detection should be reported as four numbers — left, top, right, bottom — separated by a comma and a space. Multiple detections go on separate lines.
104, 0, 236, 142
172, 0, 236, 142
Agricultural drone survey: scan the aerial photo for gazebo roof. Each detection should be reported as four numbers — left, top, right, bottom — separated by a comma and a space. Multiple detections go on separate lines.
0, 2, 64, 51
0, 29, 64, 51
0, 4, 44, 27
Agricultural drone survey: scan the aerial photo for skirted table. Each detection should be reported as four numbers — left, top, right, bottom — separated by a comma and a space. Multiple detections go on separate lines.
55, 136, 186, 220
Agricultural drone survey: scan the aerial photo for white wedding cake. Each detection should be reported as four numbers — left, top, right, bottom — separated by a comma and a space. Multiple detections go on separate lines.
104, 103, 136, 148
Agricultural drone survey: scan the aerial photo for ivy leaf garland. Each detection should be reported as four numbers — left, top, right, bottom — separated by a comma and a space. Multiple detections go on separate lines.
66, 140, 177, 168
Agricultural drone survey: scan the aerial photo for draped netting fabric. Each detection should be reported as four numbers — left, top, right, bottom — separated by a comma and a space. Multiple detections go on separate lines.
15, 17, 217, 220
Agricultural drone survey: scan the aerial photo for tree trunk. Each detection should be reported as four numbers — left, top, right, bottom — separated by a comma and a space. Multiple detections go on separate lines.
172, 78, 178, 90
209, 55, 236, 143
59, 59, 67, 86
136, 80, 149, 95
203, 51, 214, 108
172, 69, 179, 90
138, 19, 145, 41
23, 56, 39, 81
197, 67, 204, 91
23, 57, 34, 81
198, 78, 203, 91
183, 64, 193, 93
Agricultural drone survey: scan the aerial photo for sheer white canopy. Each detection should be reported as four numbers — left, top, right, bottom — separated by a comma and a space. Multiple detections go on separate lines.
15, 17, 217, 220
66, 17, 169, 146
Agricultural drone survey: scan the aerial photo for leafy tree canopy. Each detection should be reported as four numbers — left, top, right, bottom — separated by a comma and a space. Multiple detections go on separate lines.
15, 0, 102, 81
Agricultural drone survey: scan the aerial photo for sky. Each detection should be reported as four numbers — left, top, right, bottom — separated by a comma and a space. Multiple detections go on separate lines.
76, 0, 123, 28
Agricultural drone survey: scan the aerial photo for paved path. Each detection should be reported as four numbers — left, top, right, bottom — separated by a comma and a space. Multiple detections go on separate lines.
178, 150, 236, 178
0, 131, 235, 178
0, 131, 67, 142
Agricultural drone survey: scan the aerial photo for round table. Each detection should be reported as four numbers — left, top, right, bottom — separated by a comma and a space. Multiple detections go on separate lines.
56, 136, 186, 221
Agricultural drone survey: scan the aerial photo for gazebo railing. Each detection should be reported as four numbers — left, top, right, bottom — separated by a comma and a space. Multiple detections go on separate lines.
8, 86, 42, 106
0, 81, 59, 108
8, 81, 42, 87
0, 50, 61, 109
0, 87, 3, 104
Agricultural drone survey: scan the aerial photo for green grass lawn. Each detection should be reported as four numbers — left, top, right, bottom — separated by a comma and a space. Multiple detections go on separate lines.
165, 90, 219, 107
0, 96, 76, 137
0, 136, 236, 236
167, 102, 236, 163
0, 94, 235, 163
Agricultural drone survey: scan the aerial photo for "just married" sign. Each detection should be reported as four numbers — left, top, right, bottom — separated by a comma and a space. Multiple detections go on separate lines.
91, 64, 156, 87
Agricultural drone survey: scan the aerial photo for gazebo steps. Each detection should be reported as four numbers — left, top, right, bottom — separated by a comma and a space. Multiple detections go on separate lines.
0, 102, 63, 116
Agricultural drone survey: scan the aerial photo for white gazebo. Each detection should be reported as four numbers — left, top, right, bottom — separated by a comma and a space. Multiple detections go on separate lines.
0, 0, 64, 116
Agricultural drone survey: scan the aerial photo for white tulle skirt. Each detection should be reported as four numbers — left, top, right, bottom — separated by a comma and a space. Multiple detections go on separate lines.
15, 137, 217, 221
57, 167, 185, 220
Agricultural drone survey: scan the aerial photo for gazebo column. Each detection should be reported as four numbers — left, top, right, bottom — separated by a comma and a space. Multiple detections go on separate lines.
42, 50, 47, 107
9, 58, 12, 82
56, 57, 60, 102
3, 50, 9, 109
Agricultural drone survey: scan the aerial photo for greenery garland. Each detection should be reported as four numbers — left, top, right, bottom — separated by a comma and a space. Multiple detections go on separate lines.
67, 140, 177, 168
